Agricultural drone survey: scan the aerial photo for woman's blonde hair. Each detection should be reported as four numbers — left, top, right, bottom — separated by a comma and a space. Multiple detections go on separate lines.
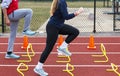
50, 0, 58, 16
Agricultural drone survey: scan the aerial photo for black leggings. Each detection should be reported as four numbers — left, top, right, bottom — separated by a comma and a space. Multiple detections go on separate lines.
39, 23, 79, 63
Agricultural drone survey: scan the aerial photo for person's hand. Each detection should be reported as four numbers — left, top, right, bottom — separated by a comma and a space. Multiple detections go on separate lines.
5, 18, 10, 26
78, 7, 84, 13
74, 7, 84, 16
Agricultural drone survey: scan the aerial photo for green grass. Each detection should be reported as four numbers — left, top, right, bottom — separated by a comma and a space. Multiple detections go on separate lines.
0, 1, 112, 33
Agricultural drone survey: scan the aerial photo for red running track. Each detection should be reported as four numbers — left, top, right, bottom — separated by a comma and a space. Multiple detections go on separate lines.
0, 36, 120, 76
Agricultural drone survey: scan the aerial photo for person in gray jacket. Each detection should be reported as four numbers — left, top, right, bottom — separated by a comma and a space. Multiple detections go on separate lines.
1, 0, 36, 59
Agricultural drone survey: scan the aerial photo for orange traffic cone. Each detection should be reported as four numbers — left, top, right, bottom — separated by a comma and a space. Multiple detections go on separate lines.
21, 35, 28, 50
87, 35, 96, 49
57, 35, 64, 55
58, 35, 64, 48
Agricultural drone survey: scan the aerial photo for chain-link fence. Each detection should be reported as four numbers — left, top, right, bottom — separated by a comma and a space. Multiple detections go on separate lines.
63, 0, 115, 32
103, 0, 120, 31
1, 0, 120, 33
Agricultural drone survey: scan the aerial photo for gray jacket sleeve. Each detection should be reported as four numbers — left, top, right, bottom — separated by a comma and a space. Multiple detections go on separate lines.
1, 0, 12, 9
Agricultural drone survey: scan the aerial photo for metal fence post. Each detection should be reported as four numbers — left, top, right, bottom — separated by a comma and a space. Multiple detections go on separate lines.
93, 0, 96, 33
113, 0, 116, 31
1, 0, 5, 33
1, 9, 5, 33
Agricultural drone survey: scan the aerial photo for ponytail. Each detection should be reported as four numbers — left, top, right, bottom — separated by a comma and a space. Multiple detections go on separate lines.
50, 0, 58, 16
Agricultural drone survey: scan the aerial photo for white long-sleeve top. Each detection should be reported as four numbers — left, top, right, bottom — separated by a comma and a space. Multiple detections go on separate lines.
1, 0, 12, 9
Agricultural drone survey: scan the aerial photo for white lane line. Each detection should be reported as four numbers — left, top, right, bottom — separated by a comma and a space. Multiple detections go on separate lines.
0, 43, 120, 45
0, 52, 120, 54
1, 36, 120, 38
0, 64, 120, 68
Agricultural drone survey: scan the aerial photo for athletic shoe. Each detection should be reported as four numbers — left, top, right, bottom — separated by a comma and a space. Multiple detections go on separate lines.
5, 53, 20, 59
57, 47, 72, 56
57, 49, 64, 55
34, 67, 48, 76
23, 29, 36, 36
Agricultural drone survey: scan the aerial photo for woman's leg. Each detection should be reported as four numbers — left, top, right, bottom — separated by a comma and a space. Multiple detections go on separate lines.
34, 24, 59, 76
5, 20, 20, 59
57, 24, 79, 56
10, 9, 35, 35
12, 9, 33, 31
40, 24, 59, 63
59, 24, 79, 44
7, 21, 19, 52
